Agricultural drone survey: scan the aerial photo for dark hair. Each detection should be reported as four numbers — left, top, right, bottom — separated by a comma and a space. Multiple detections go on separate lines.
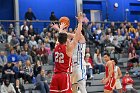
110, 58, 118, 65
125, 71, 129, 74
81, 28, 88, 41
95, 48, 100, 53
47, 70, 52, 74
51, 11, 54, 14
104, 53, 110, 57
58, 33, 68, 44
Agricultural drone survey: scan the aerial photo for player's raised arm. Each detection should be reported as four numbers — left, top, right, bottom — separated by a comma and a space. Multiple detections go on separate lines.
54, 22, 68, 47
66, 12, 83, 57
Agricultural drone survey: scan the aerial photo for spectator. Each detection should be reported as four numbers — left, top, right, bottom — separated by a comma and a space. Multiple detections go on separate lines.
135, 39, 140, 57
0, 25, 4, 34
35, 34, 43, 44
109, 32, 114, 43
36, 69, 50, 93
1, 79, 16, 93
30, 45, 38, 63
0, 51, 7, 72
94, 49, 105, 73
10, 35, 20, 49
13, 79, 25, 93
0, 31, 7, 43
28, 25, 36, 36
8, 23, 15, 35
45, 32, 55, 51
18, 49, 30, 65
85, 47, 90, 54
19, 35, 26, 48
2, 62, 15, 83
20, 21, 29, 35
23, 43, 31, 55
112, 36, 119, 46
5, 43, 11, 55
123, 35, 132, 50
85, 52, 93, 67
33, 60, 42, 77
126, 22, 131, 30
40, 28, 48, 39
85, 53, 94, 79
23, 60, 33, 83
29, 36, 38, 48
122, 71, 138, 93
111, 58, 123, 93
82, 13, 89, 25
128, 49, 139, 67
90, 22, 96, 33
128, 43, 135, 53
46, 70, 52, 84
7, 49, 18, 63
37, 43, 48, 65
129, 26, 136, 39
110, 22, 117, 35
13, 61, 25, 80
23, 30, 30, 42
24, 8, 36, 20
49, 11, 58, 21
103, 35, 111, 46
69, 28, 73, 33
116, 29, 124, 44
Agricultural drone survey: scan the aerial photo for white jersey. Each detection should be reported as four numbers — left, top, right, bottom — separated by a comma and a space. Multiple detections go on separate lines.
72, 42, 86, 67
114, 66, 122, 89
71, 42, 87, 93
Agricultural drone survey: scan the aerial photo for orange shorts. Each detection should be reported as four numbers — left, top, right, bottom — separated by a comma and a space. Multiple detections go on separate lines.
104, 77, 116, 91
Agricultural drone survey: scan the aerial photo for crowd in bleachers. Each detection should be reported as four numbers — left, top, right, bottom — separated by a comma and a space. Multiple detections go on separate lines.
0, 21, 58, 92
84, 21, 140, 68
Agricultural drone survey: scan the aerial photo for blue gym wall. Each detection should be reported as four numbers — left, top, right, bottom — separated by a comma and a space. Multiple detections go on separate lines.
83, 0, 140, 22
19, 0, 76, 31
0, 0, 140, 28
0, 0, 14, 20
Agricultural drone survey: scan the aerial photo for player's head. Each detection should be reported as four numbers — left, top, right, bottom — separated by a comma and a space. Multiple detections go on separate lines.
125, 71, 129, 76
58, 33, 68, 44
110, 58, 118, 65
103, 53, 110, 62
74, 27, 87, 40
81, 28, 87, 40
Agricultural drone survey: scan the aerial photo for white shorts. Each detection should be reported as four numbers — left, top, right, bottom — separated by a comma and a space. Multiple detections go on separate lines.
71, 65, 87, 85
115, 79, 122, 89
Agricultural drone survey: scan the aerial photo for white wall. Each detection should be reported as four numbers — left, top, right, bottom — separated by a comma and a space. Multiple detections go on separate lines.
76, 0, 83, 13
90, 10, 101, 22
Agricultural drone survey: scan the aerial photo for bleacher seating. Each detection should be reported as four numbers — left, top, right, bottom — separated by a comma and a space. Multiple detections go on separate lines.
42, 65, 53, 71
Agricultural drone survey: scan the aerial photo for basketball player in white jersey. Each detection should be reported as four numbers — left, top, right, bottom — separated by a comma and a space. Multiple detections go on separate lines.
70, 29, 87, 93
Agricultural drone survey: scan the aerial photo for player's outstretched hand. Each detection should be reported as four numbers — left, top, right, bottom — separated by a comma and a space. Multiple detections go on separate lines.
101, 78, 109, 84
59, 23, 67, 33
60, 23, 67, 30
76, 12, 83, 23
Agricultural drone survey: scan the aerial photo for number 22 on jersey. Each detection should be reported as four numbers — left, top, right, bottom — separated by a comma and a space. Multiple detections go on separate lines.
55, 52, 64, 63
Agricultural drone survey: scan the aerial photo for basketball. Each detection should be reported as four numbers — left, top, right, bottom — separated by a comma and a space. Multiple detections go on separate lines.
59, 16, 70, 28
